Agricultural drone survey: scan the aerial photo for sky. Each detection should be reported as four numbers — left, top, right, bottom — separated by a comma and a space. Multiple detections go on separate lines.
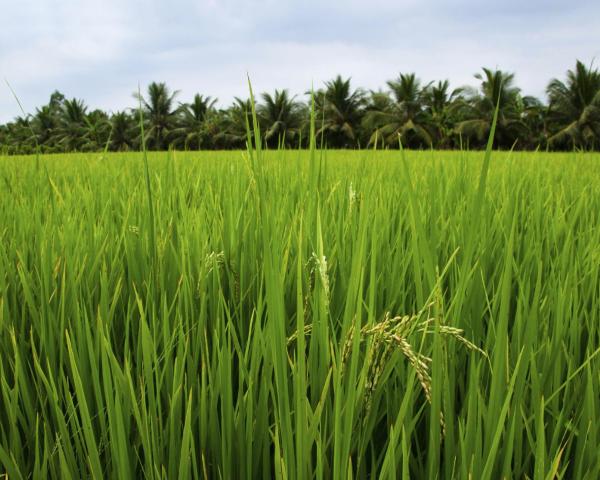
1, 0, 599, 123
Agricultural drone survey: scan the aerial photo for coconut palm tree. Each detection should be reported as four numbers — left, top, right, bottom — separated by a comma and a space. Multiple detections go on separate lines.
173, 94, 217, 150
55, 98, 88, 151
258, 89, 305, 147
48, 90, 66, 110
219, 97, 254, 149
315, 76, 365, 148
3, 116, 36, 154
81, 109, 110, 151
455, 68, 527, 148
422, 80, 464, 148
135, 82, 179, 150
363, 73, 433, 148
546, 60, 600, 150
2, 66, 600, 152
27, 90, 66, 152
0, 125, 7, 154
109, 111, 136, 151
519, 95, 547, 149
32, 105, 59, 151
362, 91, 393, 148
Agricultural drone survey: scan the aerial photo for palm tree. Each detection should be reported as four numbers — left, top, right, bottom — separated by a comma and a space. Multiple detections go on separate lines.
362, 91, 393, 148
48, 90, 66, 110
135, 82, 179, 150
82, 109, 110, 151
173, 94, 217, 150
4, 116, 36, 154
55, 98, 88, 151
315, 76, 365, 148
220, 97, 253, 149
258, 89, 305, 147
2, 66, 600, 152
32, 105, 59, 151
0, 125, 7, 154
455, 68, 527, 148
520, 95, 547, 149
546, 60, 600, 150
363, 73, 432, 148
109, 111, 136, 151
62, 98, 87, 124
27, 90, 67, 152
422, 80, 464, 148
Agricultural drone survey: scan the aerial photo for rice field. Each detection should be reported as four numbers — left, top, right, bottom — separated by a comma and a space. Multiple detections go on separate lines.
0, 144, 599, 478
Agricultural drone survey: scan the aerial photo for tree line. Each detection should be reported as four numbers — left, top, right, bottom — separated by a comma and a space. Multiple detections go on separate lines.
1, 60, 600, 153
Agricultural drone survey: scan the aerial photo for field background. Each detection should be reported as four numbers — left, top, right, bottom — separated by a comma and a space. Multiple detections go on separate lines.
1, 149, 599, 479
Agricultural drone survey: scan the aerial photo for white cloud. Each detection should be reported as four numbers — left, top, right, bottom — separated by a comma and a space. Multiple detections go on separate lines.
1, 0, 599, 123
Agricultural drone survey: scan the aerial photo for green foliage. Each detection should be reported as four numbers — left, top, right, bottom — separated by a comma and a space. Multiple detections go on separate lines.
172, 94, 218, 150
1, 140, 600, 478
363, 73, 433, 148
313, 75, 366, 148
258, 89, 306, 148
546, 60, 600, 149
135, 82, 180, 150
454, 68, 530, 148
2, 61, 600, 153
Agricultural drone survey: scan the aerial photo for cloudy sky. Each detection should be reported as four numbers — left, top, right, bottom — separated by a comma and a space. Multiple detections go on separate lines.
1, 0, 599, 122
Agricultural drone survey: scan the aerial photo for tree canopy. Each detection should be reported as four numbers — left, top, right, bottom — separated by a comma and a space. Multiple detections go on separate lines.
2, 60, 600, 153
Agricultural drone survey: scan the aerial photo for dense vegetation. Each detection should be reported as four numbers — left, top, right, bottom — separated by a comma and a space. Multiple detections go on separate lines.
1, 107, 600, 478
2, 60, 600, 153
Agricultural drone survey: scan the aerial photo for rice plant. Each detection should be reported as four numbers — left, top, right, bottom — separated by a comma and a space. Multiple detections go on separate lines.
0, 132, 599, 477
